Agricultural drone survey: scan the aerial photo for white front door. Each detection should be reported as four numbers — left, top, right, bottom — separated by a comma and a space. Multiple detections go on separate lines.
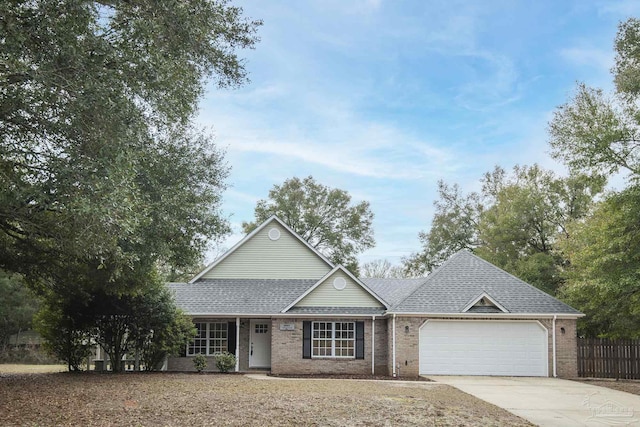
249, 319, 272, 368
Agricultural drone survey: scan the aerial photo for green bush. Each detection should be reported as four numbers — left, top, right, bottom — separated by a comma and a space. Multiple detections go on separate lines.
193, 354, 207, 373
215, 351, 236, 373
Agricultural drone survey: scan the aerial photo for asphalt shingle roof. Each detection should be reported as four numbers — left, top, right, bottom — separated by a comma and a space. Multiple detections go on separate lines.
360, 278, 427, 307
169, 251, 580, 316
389, 250, 581, 314
168, 279, 317, 315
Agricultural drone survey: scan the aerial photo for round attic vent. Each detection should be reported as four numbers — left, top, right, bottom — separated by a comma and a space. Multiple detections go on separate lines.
333, 277, 346, 290
268, 228, 281, 241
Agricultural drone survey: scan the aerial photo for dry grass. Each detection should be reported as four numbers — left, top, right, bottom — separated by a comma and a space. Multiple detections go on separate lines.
0, 364, 67, 374
575, 378, 640, 396
0, 372, 532, 426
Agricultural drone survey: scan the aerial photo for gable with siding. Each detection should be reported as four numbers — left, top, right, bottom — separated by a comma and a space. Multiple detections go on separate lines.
294, 269, 384, 308
201, 220, 332, 280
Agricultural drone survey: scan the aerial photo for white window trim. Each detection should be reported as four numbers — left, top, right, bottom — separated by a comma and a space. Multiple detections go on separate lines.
311, 321, 355, 359
187, 322, 228, 356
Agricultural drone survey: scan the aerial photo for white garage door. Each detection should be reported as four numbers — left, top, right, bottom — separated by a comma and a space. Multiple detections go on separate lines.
419, 320, 548, 376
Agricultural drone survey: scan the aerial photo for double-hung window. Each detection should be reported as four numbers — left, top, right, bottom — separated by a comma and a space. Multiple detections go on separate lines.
312, 321, 355, 358
187, 322, 228, 356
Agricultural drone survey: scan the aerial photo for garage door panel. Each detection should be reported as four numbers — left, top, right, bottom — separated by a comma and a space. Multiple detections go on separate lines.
419, 321, 548, 377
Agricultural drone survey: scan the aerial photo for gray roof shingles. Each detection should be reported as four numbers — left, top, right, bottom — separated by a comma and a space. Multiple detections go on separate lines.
389, 250, 581, 315
360, 277, 427, 307
168, 279, 317, 315
170, 251, 580, 316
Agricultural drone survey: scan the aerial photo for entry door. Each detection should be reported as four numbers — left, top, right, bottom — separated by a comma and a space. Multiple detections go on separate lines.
249, 320, 272, 368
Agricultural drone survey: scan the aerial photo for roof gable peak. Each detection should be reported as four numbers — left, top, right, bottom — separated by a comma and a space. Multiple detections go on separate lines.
189, 215, 334, 283
281, 265, 388, 312
462, 292, 509, 313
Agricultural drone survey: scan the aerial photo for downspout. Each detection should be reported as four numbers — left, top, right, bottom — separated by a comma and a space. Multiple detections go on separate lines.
392, 314, 397, 377
235, 317, 240, 372
552, 315, 557, 377
371, 316, 376, 375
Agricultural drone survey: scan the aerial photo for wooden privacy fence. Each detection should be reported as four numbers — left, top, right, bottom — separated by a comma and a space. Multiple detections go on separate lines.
578, 338, 640, 379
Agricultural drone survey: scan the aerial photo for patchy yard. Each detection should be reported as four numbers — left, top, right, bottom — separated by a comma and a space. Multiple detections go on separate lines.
0, 364, 66, 374
575, 379, 640, 396
0, 372, 532, 426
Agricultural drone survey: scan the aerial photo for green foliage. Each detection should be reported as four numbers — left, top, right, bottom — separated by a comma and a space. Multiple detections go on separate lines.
1, 0, 260, 371
0, 0, 260, 293
559, 186, 640, 338
215, 351, 236, 373
34, 305, 92, 371
403, 181, 482, 276
549, 18, 640, 178
193, 354, 208, 373
243, 176, 375, 273
140, 311, 197, 371
0, 270, 39, 349
86, 278, 189, 373
547, 17, 640, 338
404, 165, 603, 294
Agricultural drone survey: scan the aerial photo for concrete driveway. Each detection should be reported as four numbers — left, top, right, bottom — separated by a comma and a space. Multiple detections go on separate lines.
428, 376, 640, 427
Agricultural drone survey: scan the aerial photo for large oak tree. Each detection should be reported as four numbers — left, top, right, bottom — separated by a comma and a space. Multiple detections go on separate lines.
1, 1, 261, 290
1, 0, 261, 369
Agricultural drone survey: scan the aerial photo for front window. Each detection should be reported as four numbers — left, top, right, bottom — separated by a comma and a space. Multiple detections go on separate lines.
188, 322, 227, 356
312, 321, 355, 358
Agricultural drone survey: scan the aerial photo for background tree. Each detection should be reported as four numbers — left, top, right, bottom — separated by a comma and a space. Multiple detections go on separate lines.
402, 181, 483, 276
475, 165, 603, 295
243, 176, 375, 273
548, 17, 640, 337
360, 259, 407, 278
558, 186, 640, 338
403, 165, 603, 293
0, 271, 39, 351
549, 18, 640, 179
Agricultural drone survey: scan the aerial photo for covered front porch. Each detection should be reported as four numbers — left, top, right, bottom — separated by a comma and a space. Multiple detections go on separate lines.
166, 317, 273, 372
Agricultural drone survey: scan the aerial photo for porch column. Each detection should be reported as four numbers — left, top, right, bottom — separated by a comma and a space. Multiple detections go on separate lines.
371, 316, 375, 375
235, 317, 240, 372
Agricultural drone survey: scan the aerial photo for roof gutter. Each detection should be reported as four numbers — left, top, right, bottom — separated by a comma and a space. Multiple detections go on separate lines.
186, 313, 385, 318
385, 312, 584, 319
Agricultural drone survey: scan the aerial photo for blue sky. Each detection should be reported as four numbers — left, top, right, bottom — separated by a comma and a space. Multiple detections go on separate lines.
197, 0, 640, 266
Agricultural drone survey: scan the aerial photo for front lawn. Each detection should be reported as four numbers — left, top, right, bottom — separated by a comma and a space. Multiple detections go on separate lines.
0, 372, 532, 426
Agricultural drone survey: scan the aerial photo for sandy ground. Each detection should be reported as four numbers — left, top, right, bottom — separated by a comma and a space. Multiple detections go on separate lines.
0, 372, 533, 426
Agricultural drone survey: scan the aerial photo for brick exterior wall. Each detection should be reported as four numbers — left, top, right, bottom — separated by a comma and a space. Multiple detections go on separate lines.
390, 316, 579, 378
167, 316, 578, 377
555, 318, 578, 377
271, 318, 385, 375
167, 318, 250, 372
